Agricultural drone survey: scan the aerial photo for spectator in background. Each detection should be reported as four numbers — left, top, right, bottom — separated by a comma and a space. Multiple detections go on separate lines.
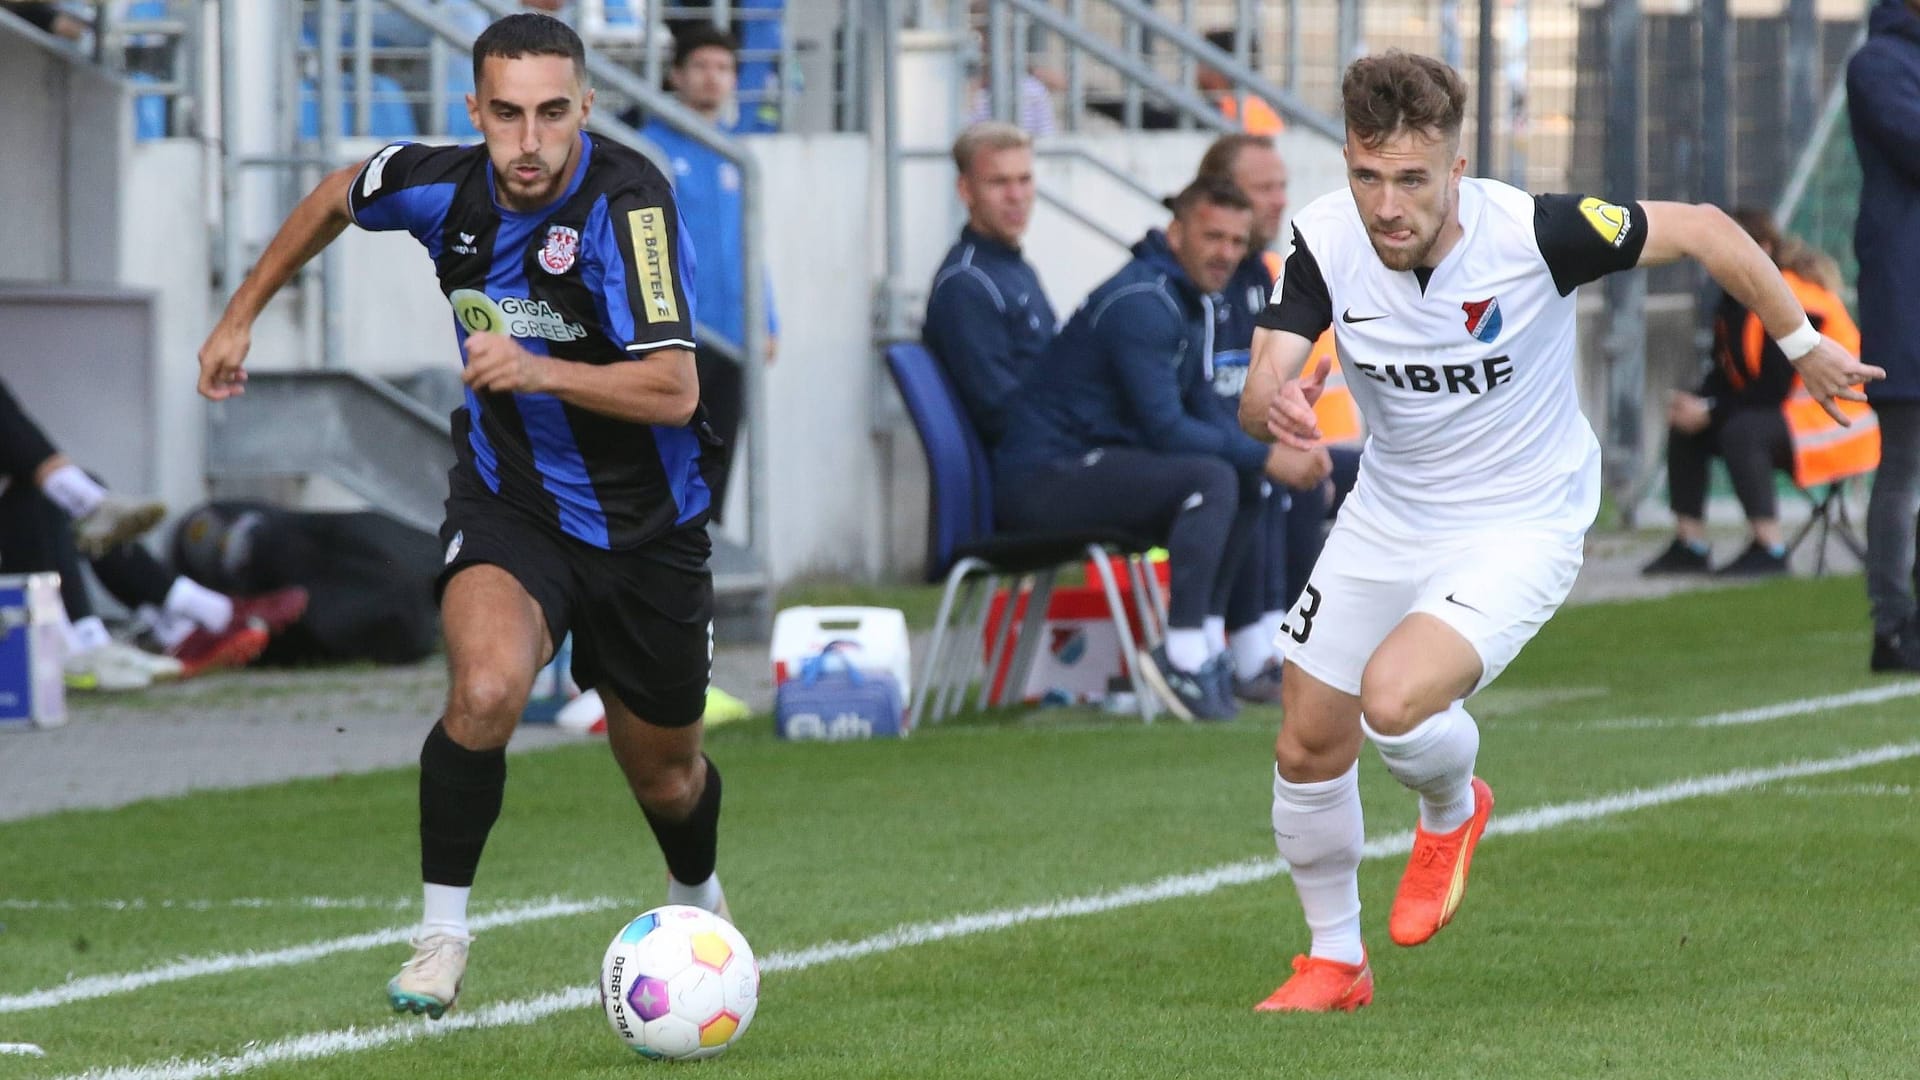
923, 123, 1055, 449
1086, 28, 1283, 133
1200, 28, 1284, 134
1643, 210, 1860, 579
1193, 134, 1342, 704
1, 1, 88, 41
638, 25, 779, 522
669, 0, 786, 132
994, 179, 1302, 721
1848, 0, 1920, 672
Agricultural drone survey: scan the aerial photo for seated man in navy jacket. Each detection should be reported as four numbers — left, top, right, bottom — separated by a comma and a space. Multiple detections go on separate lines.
923, 123, 1057, 448
994, 178, 1314, 721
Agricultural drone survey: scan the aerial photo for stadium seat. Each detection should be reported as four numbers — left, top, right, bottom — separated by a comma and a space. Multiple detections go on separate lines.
884, 342, 1165, 726
128, 70, 169, 140
1783, 385, 1880, 575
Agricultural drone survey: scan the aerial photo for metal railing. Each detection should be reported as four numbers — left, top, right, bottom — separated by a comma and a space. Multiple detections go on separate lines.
287, 0, 858, 139
956, 0, 1342, 139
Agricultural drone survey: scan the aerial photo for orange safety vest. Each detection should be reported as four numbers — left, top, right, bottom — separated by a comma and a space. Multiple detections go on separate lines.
1762, 272, 1878, 488
1217, 93, 1285, 135
1725, 270, 1862, 391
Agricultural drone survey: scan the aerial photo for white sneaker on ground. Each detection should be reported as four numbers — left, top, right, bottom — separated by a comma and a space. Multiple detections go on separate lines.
72, 494, 166, 557
386, 932, 471, 1019
118, 642, 184, 683
64, 642, 157, 692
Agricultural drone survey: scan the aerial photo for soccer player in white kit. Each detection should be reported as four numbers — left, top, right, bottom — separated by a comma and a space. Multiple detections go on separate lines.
1238, 52, 1881, 1012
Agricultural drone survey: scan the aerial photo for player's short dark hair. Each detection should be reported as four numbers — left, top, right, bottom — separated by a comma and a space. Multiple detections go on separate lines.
472, 13, 587, 88
1169, 175, 1253, 221
672, 24, 739, 68
1341, 50, 1467, 149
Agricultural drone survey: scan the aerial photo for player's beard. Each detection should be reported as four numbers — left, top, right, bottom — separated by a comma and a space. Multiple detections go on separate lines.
1369, 188, 1452, 271
495, 140, 577, 211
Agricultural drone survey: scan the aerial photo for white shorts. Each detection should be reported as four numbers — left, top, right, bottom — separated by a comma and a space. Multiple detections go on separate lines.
1276, 512, 1584, 697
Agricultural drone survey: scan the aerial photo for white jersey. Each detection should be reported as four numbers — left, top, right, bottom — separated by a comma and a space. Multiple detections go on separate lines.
1260, 177, 1646, 537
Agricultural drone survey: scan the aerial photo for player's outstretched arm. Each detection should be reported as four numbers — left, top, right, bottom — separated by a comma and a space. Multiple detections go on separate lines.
1239, 326, 1323, 448
196, 162, 361, 401
1635, 201, 1886, 423
462, 334, 700, 427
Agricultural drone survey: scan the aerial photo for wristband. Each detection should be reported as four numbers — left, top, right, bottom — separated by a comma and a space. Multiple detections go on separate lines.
1775, 318, 1821, 361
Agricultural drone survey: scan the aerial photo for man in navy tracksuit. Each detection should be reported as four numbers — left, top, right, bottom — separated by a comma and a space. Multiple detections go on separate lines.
1849, 0, 1920, 672
923, 123, 1057, 448
995, 178, 1298, 720
1194, 135, 1360, 703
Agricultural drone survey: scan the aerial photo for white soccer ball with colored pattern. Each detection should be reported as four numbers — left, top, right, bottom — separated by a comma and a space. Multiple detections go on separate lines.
598, 905, 759, 1061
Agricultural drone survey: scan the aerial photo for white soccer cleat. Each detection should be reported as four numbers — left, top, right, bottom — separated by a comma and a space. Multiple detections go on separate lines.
386, 932, 472, 1019
72, 494, 166, 557
117, 642, 184, 683
64, 642, 159, 693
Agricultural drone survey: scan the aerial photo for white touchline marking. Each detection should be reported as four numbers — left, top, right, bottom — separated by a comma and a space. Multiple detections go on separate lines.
1514, 681, 1920, 732
0, 897, 417, 913
51, 740, 1920, 1080
0, 1043, 46, 1057
1773, 783, 1913, 798
0, 897, 621, 1015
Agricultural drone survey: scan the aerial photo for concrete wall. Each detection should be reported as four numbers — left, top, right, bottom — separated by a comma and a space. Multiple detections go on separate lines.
0, 30, 125, 285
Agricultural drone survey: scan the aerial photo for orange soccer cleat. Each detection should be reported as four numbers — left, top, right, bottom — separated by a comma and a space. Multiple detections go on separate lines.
1388, 777, 1494, 947
1254, 952, 1374, 1013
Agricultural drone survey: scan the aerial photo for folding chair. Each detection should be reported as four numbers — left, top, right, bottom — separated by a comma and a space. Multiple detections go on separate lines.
1783, 386, 1880, 576
885, 342, 1165, 726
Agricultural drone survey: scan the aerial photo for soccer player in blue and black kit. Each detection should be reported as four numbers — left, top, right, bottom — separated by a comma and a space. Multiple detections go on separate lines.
196, 14, 730, 1019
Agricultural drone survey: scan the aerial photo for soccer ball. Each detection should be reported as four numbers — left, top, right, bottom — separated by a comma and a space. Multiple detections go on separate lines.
598, 905, 760, 1061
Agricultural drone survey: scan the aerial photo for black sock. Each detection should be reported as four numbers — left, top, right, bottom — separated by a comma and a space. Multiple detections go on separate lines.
642, 755, 722, 885
418, 720, 507, 887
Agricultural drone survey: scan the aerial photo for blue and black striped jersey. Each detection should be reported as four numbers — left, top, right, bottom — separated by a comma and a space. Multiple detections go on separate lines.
348, 133, 712, 551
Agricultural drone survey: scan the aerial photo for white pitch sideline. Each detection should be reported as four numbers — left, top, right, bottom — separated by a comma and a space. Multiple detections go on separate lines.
51, 740, 1920, 1080
0, 897, 621, 1015
1540, 681, 1920, 733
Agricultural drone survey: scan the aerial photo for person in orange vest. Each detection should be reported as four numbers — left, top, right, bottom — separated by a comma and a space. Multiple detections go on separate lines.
1643, 210, 1865, 577
1200, 30, 1286, 135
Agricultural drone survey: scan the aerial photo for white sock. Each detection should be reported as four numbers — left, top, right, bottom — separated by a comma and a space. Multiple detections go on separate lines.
1272, 762, 1365, 966
1260, 610, 1288, 650
40, 464, 105, 520
145, 608, 197, 650
1230, 624, 1274, 680
1164, 627, 1209, 673
667, 871, 725, 914
1202, 615, 1227, 654
421, 883, 472, 938
165, 576, 233, 633
1364, 703, 1480, 833
64, 615, 112, 655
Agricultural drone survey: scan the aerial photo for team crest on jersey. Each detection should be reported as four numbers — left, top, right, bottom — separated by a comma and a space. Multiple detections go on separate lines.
1462, 297, 1504, 343
539, 225, 579, 274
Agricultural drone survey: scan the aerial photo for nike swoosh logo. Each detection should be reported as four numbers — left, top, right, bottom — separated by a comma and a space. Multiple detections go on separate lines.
1444, 593, 1484, 614
1342, 308, 1389, 324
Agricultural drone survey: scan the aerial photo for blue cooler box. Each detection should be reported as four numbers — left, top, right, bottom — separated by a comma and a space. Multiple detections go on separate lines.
0, 573, 67, 731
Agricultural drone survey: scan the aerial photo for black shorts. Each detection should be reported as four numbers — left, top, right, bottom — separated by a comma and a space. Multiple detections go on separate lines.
435, 466, 713, 727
